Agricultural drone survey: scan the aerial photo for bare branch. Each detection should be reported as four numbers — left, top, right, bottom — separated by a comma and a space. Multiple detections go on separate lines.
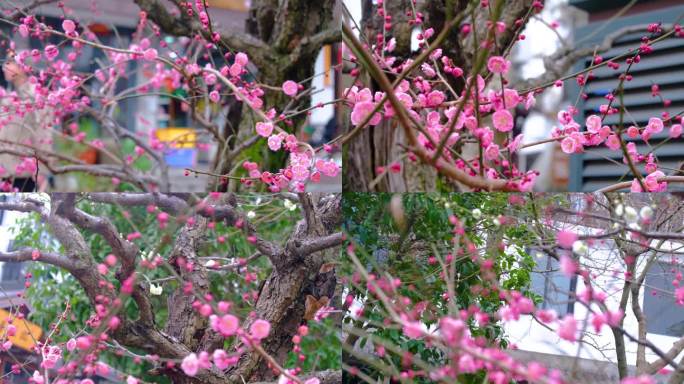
3, 0, 58, 22
0, 248, 74, 271
85, 193, 191, 215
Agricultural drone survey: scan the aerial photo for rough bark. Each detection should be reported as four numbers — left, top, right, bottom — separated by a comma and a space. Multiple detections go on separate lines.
344, 0, 438, 192
228, 194, 342, 382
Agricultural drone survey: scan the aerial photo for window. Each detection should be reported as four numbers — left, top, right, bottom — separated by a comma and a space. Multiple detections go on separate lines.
0, 195, 5, 226
0, 240, 24, 292
530, 250, 577, 316
643, 261, 684, 337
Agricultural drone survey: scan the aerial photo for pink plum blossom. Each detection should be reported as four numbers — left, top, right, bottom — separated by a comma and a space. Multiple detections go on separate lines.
282, 80, 299, 96
181, 353, 199, 376
268, 134, 283, 151
487, 56, 510, 74
256, 122, 274, 137
249, 319, 271, 340
351, 101, 381, 126
556, 230, 577, 249
402, 320, 425, 339
557, 315, 577, 342
492, 110, 513, 132
559, 255, 577, 277
211, 314, 239, 336
585, 114, 602, 133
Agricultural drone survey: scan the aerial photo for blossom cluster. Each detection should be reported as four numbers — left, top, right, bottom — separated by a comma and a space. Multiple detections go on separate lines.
345, 0, 684, 192
5, 12, 339, 192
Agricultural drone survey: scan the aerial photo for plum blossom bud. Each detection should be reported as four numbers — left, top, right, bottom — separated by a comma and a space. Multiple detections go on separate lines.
471, 208, 482, 219
209, 90, 220, 103
623, 206, 638, 224
62, 19, 76, 33
150, 284, 162, 295
76, 336, 91, 349
282, 80, 298, 97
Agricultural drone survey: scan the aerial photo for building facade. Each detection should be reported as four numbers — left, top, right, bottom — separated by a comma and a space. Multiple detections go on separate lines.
568, 0, 684, 191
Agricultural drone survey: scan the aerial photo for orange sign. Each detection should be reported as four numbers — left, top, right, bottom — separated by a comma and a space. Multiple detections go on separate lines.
323, 45, 332, 86
0, 309, 42, 352
209, 0, 248, 12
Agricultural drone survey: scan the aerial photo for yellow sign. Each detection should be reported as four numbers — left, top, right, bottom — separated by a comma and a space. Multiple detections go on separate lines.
0, 309, 42, 352
155, 128, 197, 149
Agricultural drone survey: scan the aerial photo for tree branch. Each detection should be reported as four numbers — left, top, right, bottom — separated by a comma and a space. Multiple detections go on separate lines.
133, 0, 268, 58
3, 0, 59, 22
0, 248, 74, 271
84, 193, 191, 215
294, 232, 344, 256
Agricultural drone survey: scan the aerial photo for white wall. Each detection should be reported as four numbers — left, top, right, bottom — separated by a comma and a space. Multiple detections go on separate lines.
0, 207, 27, 253
505, 234, 684, 370
0, 197, 32, 280
310, 48, 336, 127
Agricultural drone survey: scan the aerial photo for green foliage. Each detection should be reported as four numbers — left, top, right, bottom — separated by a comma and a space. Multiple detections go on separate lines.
342, 193, 554, 384
120, 138, 153, 172
285, 318, 342, 372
